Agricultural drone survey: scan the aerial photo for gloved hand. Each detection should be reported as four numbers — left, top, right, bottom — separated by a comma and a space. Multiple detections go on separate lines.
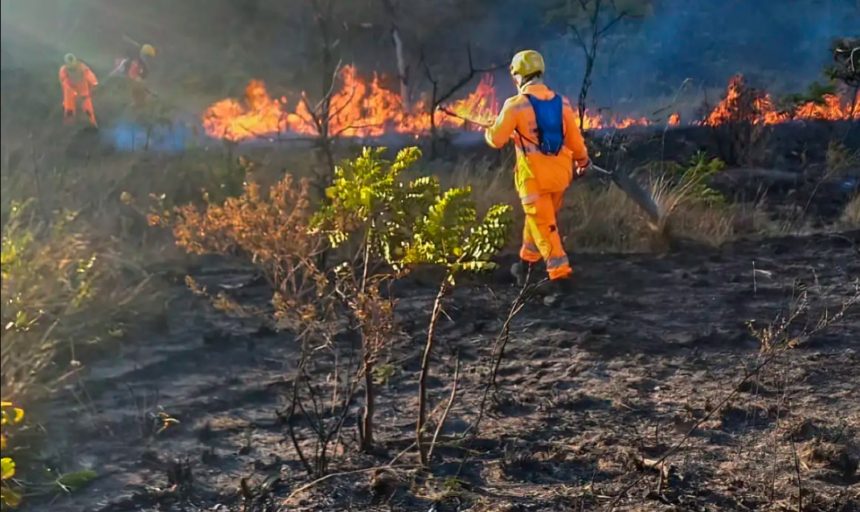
574, 159, 592, 178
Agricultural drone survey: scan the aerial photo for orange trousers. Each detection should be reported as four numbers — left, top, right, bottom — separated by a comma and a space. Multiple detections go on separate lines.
519, 192, 572, 280
63, 86, 97, 126
130, 80, 149, 111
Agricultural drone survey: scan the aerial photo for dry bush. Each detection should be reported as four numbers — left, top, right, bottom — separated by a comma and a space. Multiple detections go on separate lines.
1, 202, 156, 401
842, 194, 860, 228
559, 184, 653, 252
163, 171, 346, 476
704, 75, 774, 166
825, 140, 860, 178
164, 173, 325, 317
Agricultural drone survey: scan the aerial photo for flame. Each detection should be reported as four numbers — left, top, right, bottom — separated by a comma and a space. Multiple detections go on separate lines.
203, 70, 860, 141
705, 74, 860, 126
794, 92, 860, 121
203, 66, 500, 141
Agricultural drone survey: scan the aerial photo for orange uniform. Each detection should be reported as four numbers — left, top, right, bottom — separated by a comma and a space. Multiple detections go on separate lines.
113, 55, 150, 109
485, 83, 589, 280
60, 63, 98, 126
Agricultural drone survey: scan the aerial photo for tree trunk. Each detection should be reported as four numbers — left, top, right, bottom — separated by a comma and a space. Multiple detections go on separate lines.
416, 281, 448, 466
391, 27, 410, 111
429, 93, 438, 159
578, 51, 595, 130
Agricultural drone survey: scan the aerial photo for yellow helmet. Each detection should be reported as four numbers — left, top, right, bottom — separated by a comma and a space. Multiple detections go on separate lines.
64, 53, 79, 66
140, 44, 156, 58
510, 50, 545, 77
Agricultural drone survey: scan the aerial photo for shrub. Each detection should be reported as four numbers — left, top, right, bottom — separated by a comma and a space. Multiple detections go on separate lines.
164, 173, 325, 318
704, 75, 773, 166
314, 146, 512, 465
1, 201, 144, 400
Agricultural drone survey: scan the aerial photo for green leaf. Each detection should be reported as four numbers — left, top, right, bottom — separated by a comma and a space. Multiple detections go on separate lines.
1, 459, 15, 480
56, 470, 98, 492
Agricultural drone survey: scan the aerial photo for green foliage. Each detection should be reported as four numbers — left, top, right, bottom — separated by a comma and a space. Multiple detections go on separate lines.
1, 202, 99, 342
666, 152, 726, 206
782, 80, 838, 109
312, 146, 431, 252
312, 146, 513, 280
371, 363, 397, 386
1, 402, 25, 509
404, 192, 512, 282
55, 470, 98, 493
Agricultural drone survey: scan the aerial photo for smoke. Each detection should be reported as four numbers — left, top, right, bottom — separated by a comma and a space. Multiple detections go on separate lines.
536, 0, 859, 112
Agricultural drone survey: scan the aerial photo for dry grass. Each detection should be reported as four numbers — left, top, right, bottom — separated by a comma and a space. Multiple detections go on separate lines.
825, 140, 860, 178
0, 138, 206, 402
0, 204, 160, 401
842, 194, 860, 229
439, 159, 772, 254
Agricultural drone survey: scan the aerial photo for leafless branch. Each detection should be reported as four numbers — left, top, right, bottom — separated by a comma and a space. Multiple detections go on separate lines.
427, 352, 461, 462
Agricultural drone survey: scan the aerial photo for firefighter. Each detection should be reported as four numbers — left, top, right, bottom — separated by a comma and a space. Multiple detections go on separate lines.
484, 50, 591, 304
59, 53, 99, 127
112, 43, 156, 109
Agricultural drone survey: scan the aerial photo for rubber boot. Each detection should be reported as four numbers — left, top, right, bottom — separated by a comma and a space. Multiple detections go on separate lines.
510, 259, 533, 287
542, 276, 574, 307
84, 110, 98, 128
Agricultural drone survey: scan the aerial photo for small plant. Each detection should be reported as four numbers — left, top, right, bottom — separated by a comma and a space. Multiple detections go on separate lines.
313, 147, 512, 464
651, 152, 727, 226
1, 200, 125, 399
311, 146, 430, 452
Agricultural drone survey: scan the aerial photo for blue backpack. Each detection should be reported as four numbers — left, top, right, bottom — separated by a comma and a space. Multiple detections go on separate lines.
523, 94, 565, 156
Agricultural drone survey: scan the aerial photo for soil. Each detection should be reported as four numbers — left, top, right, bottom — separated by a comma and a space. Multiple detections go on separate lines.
25, 230, 860, 512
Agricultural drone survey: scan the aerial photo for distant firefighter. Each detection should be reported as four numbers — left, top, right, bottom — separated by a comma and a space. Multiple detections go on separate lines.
112, 43, 156, 109
59, 53, 99, 127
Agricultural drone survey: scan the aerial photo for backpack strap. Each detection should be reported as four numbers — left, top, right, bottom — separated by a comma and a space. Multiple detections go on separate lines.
515, 93, 567, 155
513, 94, 538, 153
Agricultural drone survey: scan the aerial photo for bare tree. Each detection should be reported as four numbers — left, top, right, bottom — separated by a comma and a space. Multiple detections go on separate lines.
299, 0, 342, 194
379, 0, 412, 111
549, 0, 650, 128
422, 45, 506, 158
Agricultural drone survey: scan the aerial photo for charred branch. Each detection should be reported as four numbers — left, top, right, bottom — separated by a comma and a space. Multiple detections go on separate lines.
422, 45, 506, 157
563, 0, 637, 128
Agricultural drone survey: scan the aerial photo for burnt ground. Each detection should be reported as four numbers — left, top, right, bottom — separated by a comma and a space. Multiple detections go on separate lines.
27, 231, 860, 512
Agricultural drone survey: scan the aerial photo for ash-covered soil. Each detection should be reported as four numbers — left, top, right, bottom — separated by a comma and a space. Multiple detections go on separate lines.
31, 231, 860, 512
